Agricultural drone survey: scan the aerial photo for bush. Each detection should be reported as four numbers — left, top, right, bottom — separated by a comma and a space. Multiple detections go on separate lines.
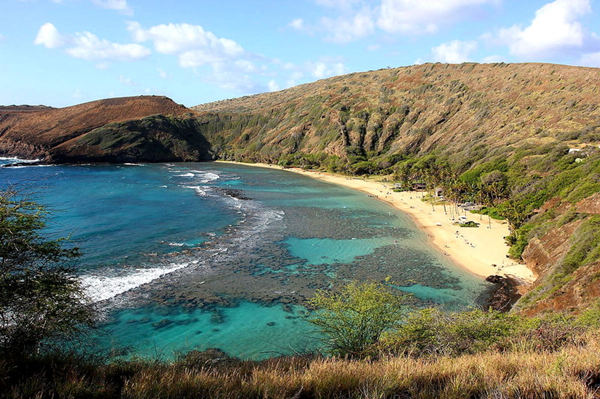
308, 281, 408, 358
0, 190, 95, 359
380, 308, 525, 357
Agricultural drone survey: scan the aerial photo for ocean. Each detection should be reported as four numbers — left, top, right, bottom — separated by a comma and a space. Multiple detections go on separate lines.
0, 159, 491, 360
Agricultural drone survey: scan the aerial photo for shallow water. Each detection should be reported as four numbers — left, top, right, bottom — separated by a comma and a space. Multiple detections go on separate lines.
1, 159, 491, 360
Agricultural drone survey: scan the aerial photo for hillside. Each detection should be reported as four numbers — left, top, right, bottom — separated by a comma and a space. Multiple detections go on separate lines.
193, 63, 600, 163
192, 63, 600, 315
0, 96, 214, 162
2, 63, 600, 315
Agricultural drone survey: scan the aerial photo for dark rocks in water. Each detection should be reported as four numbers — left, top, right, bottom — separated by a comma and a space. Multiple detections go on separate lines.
1, 161, 48, 168
484, 275, 522, 312
210, 310, 225, 324
282, 304, 293, 313
266, 321, 276, 326
152, 319, 174, 329
217, 188, 251, 200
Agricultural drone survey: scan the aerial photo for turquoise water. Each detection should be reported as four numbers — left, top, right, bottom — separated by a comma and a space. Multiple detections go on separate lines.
0, 159, 491, 360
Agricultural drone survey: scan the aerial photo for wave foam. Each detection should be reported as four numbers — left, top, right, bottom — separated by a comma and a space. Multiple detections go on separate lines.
80, 262, 190, 302
183, 185, 208, 196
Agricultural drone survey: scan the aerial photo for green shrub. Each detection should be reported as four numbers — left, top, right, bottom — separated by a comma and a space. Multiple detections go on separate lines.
308, 281, 408, 358
380, 308, 525, 357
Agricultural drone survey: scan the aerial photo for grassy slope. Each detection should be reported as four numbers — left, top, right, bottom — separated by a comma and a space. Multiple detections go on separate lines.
3, 333, 600, 398
193, 63, 600, 315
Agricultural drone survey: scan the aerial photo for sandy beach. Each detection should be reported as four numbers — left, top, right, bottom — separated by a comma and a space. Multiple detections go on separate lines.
217, 161, 535, 283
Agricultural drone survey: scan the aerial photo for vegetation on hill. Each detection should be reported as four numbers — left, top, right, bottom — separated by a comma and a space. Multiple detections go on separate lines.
51, 115, 215, 163
193, 63, 600, 315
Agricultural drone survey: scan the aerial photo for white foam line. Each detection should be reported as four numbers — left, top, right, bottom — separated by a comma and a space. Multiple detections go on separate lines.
0, 157, 40, 162
80, 262, 190, 302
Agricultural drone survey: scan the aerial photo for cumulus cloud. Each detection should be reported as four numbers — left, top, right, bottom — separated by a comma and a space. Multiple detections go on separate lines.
310, 61, 346, 79
377, 0, 496, 35
127, 22, 244, 67
66, 32, 149, 61
431, 40, 477, 63
34, 22, 65, 48
34, 23, 149, 62
321, 8, 375, 43
127, 21, 268, 92
91, 0, 132, 15
498, 0, 592, 58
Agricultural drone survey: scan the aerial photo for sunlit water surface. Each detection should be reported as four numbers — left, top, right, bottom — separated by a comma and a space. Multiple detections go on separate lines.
1, 159, 491, 360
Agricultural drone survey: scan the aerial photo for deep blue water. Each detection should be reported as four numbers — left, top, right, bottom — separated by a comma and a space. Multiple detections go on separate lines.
0, 159, 490, 360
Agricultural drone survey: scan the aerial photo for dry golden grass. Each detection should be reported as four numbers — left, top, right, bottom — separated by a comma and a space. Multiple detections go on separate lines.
115, 334, 600, 399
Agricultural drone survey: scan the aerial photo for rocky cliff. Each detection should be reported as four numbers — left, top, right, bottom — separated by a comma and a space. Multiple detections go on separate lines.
0, 96, 213, 162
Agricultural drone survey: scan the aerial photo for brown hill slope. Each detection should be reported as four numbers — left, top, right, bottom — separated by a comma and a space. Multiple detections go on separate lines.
193, 63, 600, 315
193, 63, 600, 163
0, 95, 207, 161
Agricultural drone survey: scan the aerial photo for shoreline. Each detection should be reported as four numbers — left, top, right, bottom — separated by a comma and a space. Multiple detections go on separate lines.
216, 160, 535, 284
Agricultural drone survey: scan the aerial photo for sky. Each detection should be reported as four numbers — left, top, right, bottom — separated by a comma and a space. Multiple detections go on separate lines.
1, 0, 600, 107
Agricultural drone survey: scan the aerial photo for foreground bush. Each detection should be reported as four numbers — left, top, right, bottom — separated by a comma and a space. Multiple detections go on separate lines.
0, 190, 94, 359
379, 308, 526, 357
307, 281, 408, 358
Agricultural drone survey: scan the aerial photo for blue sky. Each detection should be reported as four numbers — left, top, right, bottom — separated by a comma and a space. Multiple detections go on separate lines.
1, 0, 599, 107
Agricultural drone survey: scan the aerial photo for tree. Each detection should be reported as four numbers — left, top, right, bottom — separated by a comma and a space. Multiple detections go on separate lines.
0, 189, 94, 358
308, 281, 407, 358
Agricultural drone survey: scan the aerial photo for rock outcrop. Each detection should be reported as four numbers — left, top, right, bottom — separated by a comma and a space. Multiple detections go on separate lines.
0, 96, 212, 162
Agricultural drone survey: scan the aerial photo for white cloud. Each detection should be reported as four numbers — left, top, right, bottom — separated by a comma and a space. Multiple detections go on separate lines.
321, 8, 375, 43
431, 40, 477, 63
127, 22, 244, 68
158, 68, 168, 79
297, 0, 497, 43
268, 80, 280, 91
34, 23, 150, 62
377, 0, 496, 35
126, 21, 265, 92
91, 0, 132, 15
498, 0, 592, 57
310, 61, 346, 79
34, 22, 65, 48
289, 18, 305, 30
66, 31, 150, 61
